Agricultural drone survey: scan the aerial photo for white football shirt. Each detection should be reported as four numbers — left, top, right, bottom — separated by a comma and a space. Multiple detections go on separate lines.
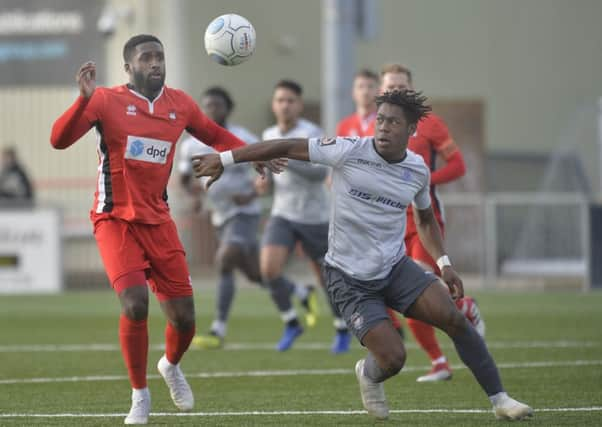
262, 119, 329, 224
308, 136, 431, 280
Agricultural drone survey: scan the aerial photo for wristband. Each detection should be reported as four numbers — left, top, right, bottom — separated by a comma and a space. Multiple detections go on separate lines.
219, 150, 235, 167
436, 255, 451, 270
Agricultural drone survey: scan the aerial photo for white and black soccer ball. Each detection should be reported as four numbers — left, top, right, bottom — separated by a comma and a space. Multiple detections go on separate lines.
204, 14, 256, 66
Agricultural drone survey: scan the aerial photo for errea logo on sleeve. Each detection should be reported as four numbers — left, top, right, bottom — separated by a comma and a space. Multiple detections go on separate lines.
125, 136, 172, 164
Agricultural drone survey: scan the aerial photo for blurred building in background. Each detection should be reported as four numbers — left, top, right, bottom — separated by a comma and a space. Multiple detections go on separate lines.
1, 0, 601, 291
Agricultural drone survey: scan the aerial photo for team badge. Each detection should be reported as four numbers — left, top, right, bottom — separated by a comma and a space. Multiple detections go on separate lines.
320, 137, 337, 146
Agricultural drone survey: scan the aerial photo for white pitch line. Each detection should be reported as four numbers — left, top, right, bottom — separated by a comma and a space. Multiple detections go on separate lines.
0, 359, 600, 385
0, 407, 601, 418
0, 340, 597, 353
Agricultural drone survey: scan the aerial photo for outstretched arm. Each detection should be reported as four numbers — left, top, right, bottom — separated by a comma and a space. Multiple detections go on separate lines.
50, 61, 100, 149
414, 206, 464, 299
285, 160, 329, 181
192, 138, 309, 187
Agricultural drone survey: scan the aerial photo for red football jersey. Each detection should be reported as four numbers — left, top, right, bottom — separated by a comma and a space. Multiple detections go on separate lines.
51, 85, 246, 224
406, 113, 463, 234
335, 112, 376, 137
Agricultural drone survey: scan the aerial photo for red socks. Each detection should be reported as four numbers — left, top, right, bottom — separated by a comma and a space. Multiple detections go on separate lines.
119, 315, 148, 389
407, 318, 444, 362
387, 308, 402, 330
165, 322, 195, 365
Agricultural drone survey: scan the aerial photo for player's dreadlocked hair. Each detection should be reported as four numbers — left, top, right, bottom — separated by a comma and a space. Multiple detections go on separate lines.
375, 90, 431, 125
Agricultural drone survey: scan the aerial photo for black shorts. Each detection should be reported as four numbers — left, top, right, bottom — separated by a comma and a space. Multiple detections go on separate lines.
261, 215, 328, 261
323, 256, 438, 343
217, 213, 260, 252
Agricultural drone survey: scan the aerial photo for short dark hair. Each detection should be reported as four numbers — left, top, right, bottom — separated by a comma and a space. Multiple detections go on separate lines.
274, 79, 303, 96
375, 90, 431, 125
380, 63, 413, 84
355, 68, 379, 82
123, 34, 163, 62
202, 86, 234, 112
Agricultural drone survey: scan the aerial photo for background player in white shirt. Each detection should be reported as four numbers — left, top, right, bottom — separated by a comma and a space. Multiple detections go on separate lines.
258, 80, 351, 352
179, 87, 263, 348
192, 89, 533, 422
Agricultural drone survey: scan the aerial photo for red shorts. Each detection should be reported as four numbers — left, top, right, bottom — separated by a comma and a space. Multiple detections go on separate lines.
404, 224, 445, 275
93, 217, 192, 301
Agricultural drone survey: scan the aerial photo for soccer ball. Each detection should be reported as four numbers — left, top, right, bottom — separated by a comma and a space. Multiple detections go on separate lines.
204, 14, 256, 66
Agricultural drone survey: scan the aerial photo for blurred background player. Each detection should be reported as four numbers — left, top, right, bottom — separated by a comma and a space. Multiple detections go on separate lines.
0, 146, 34, 207
258, 79, 350, 352
178, 86, 263, 349
49, 35, 252, 424
335, 69, 378, 137
380, 63, 485, 382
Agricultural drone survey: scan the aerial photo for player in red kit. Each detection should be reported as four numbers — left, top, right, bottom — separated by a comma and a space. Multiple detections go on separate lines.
336, 69, 378, 138
380, 64, 485, 382
49, 35, 274, 424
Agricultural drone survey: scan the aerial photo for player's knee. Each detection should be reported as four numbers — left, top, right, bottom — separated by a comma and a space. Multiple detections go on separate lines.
261, 263, 282, 281
122, 299, 148, 321
216, 248, 238, 273
246, 270, 262, 284
381, 346, 406, 376
170, 312, 195, 332
442, 307, 469, 338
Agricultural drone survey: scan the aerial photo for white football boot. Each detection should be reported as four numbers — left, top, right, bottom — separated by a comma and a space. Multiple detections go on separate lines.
124, 388, 150, 425
492, 393, 534, 420
355, 359, 389, 419
157, 355, 194, 411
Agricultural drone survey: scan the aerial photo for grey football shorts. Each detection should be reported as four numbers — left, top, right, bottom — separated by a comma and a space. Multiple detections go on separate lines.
323, 256, 439, 343
217, 213, 260, 252
261, 215, 328, 261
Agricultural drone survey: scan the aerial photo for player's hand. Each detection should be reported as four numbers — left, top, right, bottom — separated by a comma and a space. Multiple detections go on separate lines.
192, 154, 224, 189
254, 174, 270, 195
76, 61, 96, 99
440, 266, 464, 300
253, 158, 288, 177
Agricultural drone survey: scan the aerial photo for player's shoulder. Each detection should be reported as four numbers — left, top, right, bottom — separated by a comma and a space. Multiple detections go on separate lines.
298, 118, 323, 134
418, 113, 448, 133
261, 124, 279, 139
90, 85, 120, 101
404, 149, 430, 176
163, 86, 196, 104
180, 135, 213, 155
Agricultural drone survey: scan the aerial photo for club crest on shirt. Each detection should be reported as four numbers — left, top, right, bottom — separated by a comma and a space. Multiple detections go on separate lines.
320, 137, 337, 146
126, 104, 137, 116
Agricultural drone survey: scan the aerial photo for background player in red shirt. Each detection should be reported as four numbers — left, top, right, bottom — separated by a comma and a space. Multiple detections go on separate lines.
49, 35, 271, 424
335, 69, 379, 138
380, 64, 485, 382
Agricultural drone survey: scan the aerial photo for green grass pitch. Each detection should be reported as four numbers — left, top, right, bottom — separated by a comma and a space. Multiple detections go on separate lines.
0, 287, 600, 426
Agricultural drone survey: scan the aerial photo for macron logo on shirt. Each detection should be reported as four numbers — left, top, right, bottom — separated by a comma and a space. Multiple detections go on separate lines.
125, 136, 172, 165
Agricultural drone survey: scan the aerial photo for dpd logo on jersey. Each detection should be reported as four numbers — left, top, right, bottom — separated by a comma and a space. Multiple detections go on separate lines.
125, 136, 172, 164
129, 139, 144, 156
